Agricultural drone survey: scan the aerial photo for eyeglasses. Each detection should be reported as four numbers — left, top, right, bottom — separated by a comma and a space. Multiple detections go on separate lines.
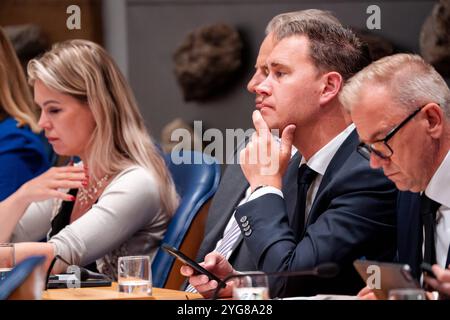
357, 105, 426, 160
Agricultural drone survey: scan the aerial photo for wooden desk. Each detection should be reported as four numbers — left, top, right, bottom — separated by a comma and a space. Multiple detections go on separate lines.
42, 282, 202, 300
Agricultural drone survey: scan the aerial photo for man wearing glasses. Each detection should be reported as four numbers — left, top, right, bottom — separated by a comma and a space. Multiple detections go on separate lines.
340, 53, 450, 299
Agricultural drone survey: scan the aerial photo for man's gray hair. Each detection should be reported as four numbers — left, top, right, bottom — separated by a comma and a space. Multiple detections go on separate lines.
340, 53, 450, 119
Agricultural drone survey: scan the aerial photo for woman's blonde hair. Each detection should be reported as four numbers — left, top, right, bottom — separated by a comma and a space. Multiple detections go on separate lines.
27, 39, 178, 215
0, 27, 40, 132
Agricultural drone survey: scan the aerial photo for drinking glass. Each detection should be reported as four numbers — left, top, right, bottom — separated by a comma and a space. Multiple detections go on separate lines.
118, 256, 152, 295
388, 288, 426, 300
0, 243, 15, 281
232, 272, 269, 300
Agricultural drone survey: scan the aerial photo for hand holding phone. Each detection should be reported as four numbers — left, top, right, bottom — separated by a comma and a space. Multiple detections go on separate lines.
421, 262, 437, 279
162, 244, 227, 289
353, 260, 420, 299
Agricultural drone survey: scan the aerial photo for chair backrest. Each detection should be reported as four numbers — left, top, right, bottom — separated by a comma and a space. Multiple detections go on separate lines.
0, 255, 46, 300
151, 151, 220, 288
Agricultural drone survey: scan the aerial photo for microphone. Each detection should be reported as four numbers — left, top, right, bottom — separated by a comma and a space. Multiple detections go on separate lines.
46, 254, 110, 285
51, 254, 110, 281
211, 262, 339, 300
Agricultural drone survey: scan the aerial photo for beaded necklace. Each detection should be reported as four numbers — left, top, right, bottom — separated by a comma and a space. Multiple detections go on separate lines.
77, 174, 110, 205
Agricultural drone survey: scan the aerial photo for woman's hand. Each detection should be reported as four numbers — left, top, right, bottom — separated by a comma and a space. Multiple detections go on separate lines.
18, 165, 87, 203
0, 165, 88, 242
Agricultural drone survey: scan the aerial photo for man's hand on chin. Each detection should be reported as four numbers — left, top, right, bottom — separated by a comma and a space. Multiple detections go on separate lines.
240, 110, 296, 191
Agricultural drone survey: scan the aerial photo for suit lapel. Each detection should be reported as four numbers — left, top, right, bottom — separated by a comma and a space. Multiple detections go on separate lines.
397, 191, 422, 277
283, 152, 301, 224
305, 130, 359, 227
446, 240, 450, 268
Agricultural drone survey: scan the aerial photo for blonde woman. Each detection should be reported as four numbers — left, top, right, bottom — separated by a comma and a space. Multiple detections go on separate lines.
0, 27, 50, 200
0, 39, 178, 279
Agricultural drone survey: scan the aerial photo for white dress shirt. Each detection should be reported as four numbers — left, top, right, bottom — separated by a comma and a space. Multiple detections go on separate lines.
424, 150, 450, 268
247, 124, 356, 221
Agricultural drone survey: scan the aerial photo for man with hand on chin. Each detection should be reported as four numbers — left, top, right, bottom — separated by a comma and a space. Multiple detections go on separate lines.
182, 9, 343, 295
183, 17, 399, 298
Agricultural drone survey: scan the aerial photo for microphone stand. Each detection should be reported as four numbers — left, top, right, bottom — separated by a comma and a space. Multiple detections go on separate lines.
211, 263, 339, 300
45, 254, 111, 290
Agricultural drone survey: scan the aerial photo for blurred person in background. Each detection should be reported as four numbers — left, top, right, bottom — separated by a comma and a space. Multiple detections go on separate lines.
0, 26, 50, 200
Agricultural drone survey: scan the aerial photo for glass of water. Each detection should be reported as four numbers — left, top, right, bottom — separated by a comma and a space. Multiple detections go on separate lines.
0, 243, 15, 281
232, 272, 269, 300
118, 256, 152, 295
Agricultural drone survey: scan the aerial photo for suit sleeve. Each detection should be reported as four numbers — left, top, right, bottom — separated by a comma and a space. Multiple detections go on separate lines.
234, 156, 397, 297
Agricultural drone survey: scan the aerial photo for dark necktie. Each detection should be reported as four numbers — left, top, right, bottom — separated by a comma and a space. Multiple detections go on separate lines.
420, 194, 441, 265
446, 242, 450, 269
293, 164, 317, 242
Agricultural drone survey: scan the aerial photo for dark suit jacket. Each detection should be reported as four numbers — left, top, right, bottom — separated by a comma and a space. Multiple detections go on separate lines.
396, 191, 423, 279
234, 130, 398, 297
195, 146, 301, 271
396, 191, 450, 279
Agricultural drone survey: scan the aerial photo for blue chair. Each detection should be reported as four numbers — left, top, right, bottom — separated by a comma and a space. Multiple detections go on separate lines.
0, 255, 46, 300
152, 151, 221, 289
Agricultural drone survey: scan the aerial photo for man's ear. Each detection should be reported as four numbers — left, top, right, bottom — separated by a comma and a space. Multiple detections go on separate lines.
319, 72, 343, 105
424, 103, 445, 139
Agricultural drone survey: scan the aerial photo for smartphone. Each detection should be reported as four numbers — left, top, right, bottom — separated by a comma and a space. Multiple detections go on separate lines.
420, 262, 437, 279
162, 244, 226, 288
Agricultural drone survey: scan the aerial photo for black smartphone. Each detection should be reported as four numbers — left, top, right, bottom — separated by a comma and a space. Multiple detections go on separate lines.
162, 244, 226, 288
421, 262, 437, 279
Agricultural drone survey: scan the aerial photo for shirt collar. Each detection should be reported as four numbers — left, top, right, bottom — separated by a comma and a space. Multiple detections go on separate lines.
425, 150, 450, 208
300, 123, 356, 175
